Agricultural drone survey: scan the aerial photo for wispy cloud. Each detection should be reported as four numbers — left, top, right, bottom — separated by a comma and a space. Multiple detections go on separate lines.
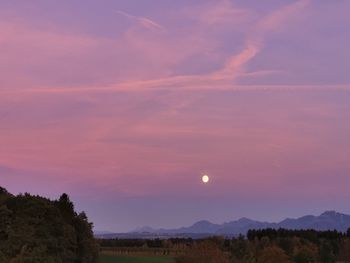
29, 0, 310, 93
1, 0, 344, 96
115, 10, 164, 31
108, 1, 313, 92
223, 0, 312, 80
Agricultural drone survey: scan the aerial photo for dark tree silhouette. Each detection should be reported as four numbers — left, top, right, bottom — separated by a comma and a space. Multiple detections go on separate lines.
0, 186, 98, 263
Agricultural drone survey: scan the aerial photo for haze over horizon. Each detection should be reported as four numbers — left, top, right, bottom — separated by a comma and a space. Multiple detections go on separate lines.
1, 0, 350, 232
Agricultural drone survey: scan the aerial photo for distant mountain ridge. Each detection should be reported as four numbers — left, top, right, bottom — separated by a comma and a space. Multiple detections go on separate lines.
127, 211, 350, 237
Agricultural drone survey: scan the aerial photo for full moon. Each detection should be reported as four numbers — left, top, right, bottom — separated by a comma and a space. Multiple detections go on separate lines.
202, 175, 209, 183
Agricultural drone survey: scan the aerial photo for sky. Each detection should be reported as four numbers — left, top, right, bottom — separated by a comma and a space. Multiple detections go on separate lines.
1, 0, 350, 232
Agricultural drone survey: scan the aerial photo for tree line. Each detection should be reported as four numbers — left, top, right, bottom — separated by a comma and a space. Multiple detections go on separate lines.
0, 186, 98, 263
2, 184, 350, 263
100, 228, 350, 263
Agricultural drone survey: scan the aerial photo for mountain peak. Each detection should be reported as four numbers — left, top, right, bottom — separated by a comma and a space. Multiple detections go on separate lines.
237, 217, 254, 223
193, 220, 213, 226
132, 226, 155, 233
125, 211, 350, 238
320, 211, 339, 217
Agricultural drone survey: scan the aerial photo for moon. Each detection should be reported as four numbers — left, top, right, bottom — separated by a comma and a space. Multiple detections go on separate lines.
202, 174, 209, 184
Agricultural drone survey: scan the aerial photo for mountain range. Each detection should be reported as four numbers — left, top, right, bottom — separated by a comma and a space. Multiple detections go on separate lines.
95, 211, 350, 239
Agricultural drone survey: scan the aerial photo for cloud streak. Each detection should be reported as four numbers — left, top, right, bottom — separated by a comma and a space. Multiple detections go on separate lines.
96, 1, 313, 93
115, 10, 164, 31
1, 0, 312, 94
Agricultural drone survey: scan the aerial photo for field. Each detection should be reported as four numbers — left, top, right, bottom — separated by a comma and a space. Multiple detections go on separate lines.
99, 254, 175, 263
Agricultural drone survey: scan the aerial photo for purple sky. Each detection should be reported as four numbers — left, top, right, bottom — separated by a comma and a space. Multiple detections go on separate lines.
1, 0, 350, 231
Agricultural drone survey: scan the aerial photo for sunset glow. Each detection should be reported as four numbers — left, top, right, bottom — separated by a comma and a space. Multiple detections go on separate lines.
1, 0, 350, 232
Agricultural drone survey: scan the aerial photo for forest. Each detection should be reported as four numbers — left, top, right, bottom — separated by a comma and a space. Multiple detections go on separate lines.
100, 228, 350, 263
0, 186, 98, 262
2, 185, 350, 263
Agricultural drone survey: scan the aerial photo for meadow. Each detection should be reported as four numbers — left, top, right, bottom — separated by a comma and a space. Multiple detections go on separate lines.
99, 254, 175, 263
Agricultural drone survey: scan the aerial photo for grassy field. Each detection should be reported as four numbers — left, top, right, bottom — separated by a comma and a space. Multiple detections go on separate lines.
99, 254, 175, 263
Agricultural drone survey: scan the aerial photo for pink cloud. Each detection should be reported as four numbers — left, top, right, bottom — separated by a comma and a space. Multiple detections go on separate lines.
1, 1, 350, 231
2, 85, 350, 198
0, 0, 319, 95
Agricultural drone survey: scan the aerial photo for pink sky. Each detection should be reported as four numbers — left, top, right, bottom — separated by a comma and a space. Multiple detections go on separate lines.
1, 0, 350, 231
